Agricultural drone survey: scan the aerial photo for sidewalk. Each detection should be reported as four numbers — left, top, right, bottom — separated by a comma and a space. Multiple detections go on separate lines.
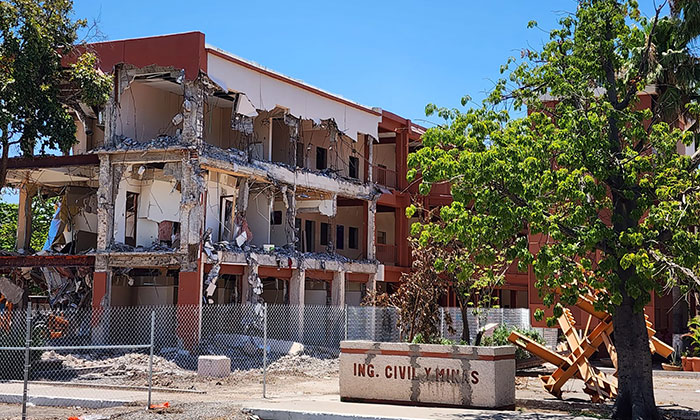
242, 394, 597, 420
0, 381, 173, 409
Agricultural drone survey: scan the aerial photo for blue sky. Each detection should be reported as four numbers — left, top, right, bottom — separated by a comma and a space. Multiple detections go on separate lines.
1, 1, 666, 203
71, 0, 655, 122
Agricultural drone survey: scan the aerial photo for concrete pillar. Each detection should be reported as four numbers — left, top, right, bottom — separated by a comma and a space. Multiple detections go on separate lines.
16, 183, 34, 252
289, 269, 305, 341
289, 269, 305, 306
179, 154, 204, 271
366, 200, 377, 260
182, 80, 205, 146
331, 271, 346, 306
284, 186, 297, 246
96, 154, 114, 251
366, 273, 377, 294
242, 261, 260, 304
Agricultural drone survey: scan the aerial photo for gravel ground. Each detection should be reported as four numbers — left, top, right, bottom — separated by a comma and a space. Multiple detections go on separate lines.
1, 358, 698, 420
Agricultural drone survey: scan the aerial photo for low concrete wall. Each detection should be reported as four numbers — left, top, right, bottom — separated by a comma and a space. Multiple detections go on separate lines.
339, 341, 515, 409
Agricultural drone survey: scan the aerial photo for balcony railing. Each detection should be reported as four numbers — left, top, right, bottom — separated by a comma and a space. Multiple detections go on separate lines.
376, 243, 397, 265
372, 165, 398, 189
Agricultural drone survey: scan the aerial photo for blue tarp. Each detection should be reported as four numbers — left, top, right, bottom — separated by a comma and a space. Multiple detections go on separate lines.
42, 202, 62, 252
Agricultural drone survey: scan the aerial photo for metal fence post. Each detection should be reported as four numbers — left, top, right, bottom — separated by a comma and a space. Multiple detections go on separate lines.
21, 301, 31, 420
147, 310, 155, 409
263, 302, 267, 399
344, 304, 348, 341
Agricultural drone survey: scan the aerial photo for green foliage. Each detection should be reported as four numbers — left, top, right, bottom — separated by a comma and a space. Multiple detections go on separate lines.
0, 0, 112, 186
479, 324, 545, 360
410, 333, 455, 346
684, 316, 700, 357
409, 0, 700, 323
0, 196, 57, 252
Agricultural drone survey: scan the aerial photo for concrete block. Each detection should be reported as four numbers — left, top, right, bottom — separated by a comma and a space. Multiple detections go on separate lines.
197, 355, 231, 378
339, 340, 515, 409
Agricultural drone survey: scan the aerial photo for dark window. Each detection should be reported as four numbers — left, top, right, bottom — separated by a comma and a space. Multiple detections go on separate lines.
316, 146, 327, 170
320, 222, 330, 246
349, 156, 359, 179
125, 192, 138, 247
296, 141, 305, 168
220, 197, 234, 241
271, 210, 282, 225
377, 231, 387, 245
305, 220, 315, 252
349, 227, 359, 249
336, 225, 345, 250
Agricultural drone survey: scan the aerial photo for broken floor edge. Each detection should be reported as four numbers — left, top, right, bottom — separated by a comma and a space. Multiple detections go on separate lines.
214, 250, 378, 274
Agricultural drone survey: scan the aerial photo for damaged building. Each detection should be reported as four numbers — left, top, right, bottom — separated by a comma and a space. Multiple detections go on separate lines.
0, 32, 389, 335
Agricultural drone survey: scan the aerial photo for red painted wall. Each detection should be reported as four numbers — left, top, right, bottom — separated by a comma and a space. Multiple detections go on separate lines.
70, 32, 207, 79
92, 271, 108, 308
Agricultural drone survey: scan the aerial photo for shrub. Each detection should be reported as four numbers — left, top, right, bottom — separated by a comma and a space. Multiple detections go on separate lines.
479, 324, 545, 360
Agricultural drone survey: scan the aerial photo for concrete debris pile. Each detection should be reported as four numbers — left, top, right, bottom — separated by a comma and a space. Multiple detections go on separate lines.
110, 242, 175, 253
267, 354, 339, 377
108, 135, 191, 151
2, 267, 92, 309
40, 351, 195, 379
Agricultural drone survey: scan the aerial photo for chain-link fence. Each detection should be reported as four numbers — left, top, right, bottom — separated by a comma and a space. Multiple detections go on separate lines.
0, 303, 156, 420
0, 302, 538, 418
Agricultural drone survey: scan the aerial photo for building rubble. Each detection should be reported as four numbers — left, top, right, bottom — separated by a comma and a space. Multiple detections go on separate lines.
1, 31, 396, 346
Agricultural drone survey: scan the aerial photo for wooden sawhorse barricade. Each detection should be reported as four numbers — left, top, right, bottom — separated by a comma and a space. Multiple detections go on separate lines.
508, 295, 673, 402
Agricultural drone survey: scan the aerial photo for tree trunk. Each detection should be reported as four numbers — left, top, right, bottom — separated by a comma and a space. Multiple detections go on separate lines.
456, 294, 471, 344
0, 127, 9, 190
611, 284, 659, 420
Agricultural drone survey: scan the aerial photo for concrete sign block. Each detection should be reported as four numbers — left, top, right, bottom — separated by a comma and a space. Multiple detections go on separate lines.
197, 355, 231, 378
339, 341, 515, 409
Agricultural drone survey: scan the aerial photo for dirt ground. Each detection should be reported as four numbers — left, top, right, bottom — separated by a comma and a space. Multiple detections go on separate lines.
1, 359, 699, 420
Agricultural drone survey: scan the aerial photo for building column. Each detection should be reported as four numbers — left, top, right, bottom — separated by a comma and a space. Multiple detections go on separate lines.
16, 183, 34, 252
289, 269, 305, 341
366, 200, 377, 260
331, 271, 346, 306
91, 269, 111, 344
182, 80, 205, 146
96, 154, 114, 251
242, 259, 261, 304
289, 269, 305, 306
92, 271, 110, 309
177, 269, 202, 349
397, 126, 410, 190
396, 204, 410, 267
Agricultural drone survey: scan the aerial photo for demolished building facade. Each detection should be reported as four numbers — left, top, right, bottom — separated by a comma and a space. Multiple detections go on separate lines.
1, 32, 389, 320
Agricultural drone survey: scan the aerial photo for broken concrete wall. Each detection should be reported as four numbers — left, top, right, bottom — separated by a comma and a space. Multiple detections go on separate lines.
205, 171, 239, 243
112, 164, 183, 248
269, 197, 288, 248
115, 81, 183, 143
72, 115, 105, 154
245, 188, 272, 248
206, 51, 381, 147
111, 270, 178, 306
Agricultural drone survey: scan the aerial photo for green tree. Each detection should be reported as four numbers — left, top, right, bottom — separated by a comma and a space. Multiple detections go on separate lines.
409, 204, 505, 344
0, 0, 112, 188
0, 196, 57, 252
409, 1, 700, 418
